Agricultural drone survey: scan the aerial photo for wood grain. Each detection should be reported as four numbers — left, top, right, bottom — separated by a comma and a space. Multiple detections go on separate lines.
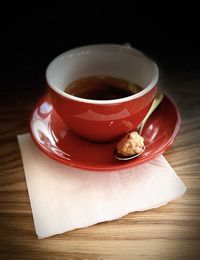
0, 65, 200, 259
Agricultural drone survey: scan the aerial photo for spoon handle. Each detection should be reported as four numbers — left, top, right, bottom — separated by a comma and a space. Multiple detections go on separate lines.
138, 91, 164, 135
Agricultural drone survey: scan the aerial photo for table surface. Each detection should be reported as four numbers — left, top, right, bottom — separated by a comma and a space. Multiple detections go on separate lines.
0, 61, 200, 259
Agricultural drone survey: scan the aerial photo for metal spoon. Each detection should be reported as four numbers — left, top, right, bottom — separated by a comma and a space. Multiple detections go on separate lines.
114, 91, 164, 161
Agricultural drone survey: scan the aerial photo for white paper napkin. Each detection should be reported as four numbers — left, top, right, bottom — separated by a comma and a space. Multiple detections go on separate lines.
17, 133, 186, 239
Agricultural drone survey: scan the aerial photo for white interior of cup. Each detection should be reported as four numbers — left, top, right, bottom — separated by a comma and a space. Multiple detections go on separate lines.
46, 44, 159, 104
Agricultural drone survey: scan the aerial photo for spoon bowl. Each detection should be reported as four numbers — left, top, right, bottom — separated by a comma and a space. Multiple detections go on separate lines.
114, 146, 145, 161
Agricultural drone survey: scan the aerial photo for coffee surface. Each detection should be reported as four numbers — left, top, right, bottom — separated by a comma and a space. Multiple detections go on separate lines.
64, 76, 143, 100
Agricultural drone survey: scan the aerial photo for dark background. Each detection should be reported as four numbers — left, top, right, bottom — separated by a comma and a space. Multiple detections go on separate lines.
1, 11, 199, 91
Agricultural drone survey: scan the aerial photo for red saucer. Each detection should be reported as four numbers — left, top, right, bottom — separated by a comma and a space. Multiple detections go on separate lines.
30, 94, 181, 171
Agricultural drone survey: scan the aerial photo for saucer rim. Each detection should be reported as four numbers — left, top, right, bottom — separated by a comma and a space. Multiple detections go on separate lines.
29, 93, 181, 172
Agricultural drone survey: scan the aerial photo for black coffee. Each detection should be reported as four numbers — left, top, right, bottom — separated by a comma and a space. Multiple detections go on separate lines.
64, 76, 143, 100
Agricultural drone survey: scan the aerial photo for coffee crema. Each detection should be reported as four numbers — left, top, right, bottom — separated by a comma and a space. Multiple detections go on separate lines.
64, 76, 143, 100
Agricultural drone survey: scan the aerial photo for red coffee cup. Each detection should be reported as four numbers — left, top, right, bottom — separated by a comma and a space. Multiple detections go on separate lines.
46, 44, 158, 142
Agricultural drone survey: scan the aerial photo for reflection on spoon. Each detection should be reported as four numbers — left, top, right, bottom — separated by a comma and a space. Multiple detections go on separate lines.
114, 91, 164, 161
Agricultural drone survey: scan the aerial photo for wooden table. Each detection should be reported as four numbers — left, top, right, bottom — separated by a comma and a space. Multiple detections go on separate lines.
0, 60, 200, 259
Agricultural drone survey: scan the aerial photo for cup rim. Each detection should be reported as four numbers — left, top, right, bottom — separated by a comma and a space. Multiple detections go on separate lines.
46, 44, 159, 104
